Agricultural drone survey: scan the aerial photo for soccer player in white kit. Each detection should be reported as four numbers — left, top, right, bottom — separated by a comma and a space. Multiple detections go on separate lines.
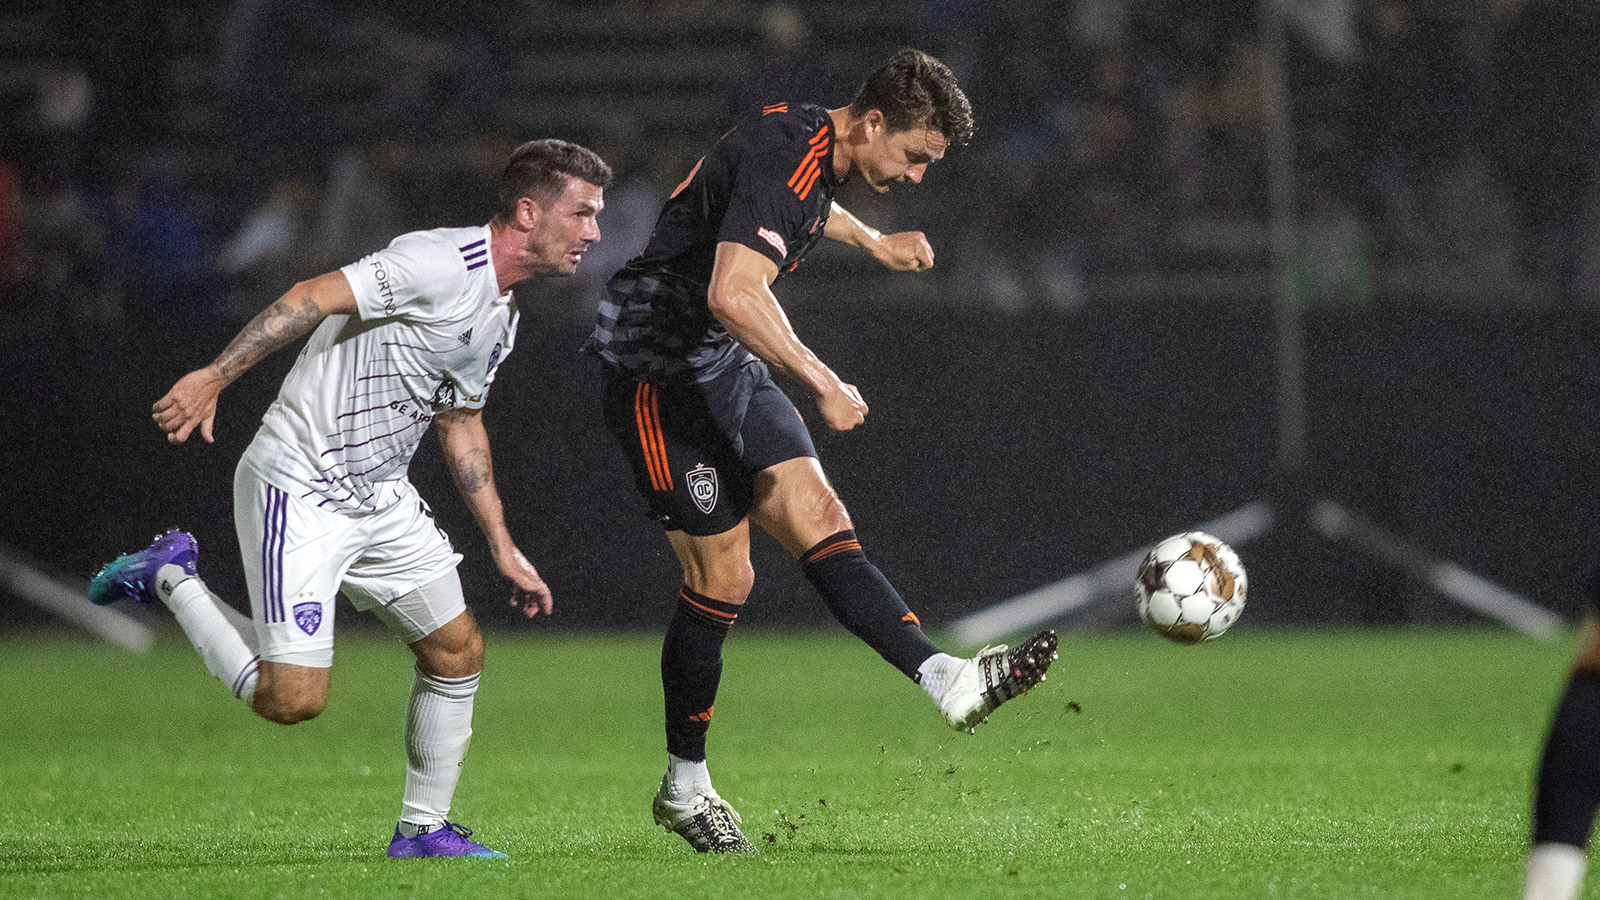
89, 139, 612, 859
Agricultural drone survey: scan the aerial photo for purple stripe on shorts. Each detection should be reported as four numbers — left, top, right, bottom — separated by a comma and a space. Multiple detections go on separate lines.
260, 489, 274, 622
273, 488, 287, 624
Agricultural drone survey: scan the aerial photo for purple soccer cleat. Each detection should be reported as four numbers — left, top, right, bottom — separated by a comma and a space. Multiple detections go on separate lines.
87, 529, 199, 606
386, 822, 508, 859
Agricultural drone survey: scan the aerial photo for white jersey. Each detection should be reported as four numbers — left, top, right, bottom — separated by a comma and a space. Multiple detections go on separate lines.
242, 225, 518, 516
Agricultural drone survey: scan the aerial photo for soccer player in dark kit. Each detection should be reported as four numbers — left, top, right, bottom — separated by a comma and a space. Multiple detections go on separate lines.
585, 48, 1058, 853
1524, 580, 1600, 900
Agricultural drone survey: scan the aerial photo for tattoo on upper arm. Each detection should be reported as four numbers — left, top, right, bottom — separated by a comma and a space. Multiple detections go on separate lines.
215, 295, 325, 380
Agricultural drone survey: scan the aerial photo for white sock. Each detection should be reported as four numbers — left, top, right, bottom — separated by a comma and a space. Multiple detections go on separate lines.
399, 668, 479, 832
160, 567, 261, 701
665, 753, 713, 799
1525, 843, 1587, 900
916, 652, 962, 703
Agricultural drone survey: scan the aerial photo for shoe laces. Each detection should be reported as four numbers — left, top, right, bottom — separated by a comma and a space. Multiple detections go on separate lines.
698, 797, 745, 844
435, 821, 477, 845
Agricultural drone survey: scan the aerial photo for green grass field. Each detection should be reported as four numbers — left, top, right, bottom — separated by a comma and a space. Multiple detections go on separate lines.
0, 627, 1577, 899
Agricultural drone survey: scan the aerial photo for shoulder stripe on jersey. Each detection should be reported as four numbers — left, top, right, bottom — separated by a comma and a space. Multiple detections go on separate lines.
787, 125, 830, 200
763, 103, 788, 115
461, 238, 489, 271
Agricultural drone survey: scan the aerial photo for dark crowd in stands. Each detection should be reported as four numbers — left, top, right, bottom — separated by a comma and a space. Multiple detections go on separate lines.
0, 0, 1596, 348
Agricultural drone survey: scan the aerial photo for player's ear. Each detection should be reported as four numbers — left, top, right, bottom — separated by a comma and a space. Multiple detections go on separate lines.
515, 195, 544, 229
862, 108, 886, 138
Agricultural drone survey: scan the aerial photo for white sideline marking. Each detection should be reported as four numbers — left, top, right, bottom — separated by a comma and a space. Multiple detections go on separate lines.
1309, 501, 1563, 640
949, 501, 1277, 647
0, 545, 155, 652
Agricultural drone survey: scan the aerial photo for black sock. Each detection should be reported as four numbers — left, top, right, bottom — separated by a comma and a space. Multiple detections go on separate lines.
800, 529, 939, 680
1534, 669, 1600, 847
662, 587, 740, 763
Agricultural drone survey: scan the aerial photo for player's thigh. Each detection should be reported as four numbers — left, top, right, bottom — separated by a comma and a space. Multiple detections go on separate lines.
600, 368, 754, 537
341, 484, 465, 642
751, 457, 853, 558
391, 580, 483, 679
665, 520, 755, 602
234, 462, 358, 669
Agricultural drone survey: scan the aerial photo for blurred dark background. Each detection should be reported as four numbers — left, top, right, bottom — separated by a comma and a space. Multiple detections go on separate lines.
2, 0, 1598, 636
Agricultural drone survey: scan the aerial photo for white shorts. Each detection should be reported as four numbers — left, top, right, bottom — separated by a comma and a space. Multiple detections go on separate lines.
234, 459, 466, 667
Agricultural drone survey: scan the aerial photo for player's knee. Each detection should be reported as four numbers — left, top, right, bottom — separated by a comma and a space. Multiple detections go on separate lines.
688, 559, 754, 604
252, 691, 326, 725
422, 627, 485, 679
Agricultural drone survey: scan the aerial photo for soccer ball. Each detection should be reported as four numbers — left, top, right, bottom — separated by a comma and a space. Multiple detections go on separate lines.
1134, 531, 1247, 645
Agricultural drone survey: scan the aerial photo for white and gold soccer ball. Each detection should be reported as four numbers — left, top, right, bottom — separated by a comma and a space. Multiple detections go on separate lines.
1134, 531, 1247, 644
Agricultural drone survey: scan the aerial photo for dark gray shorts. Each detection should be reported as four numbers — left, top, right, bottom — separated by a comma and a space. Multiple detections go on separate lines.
601, 360, 818, 536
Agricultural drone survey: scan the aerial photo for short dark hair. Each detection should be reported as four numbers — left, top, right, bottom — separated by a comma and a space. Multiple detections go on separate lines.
849, 48, 975, 146
495, 139, 613, 222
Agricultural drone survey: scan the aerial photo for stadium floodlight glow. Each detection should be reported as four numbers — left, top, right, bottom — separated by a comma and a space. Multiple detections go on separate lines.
950, 0, 1560, 647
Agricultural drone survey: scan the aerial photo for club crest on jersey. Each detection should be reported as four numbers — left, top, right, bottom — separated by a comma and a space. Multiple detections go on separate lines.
430, 379, 457, 409
293, 602, 322, 636
485, 342, 503, 377
686, 465, 719, 514
757, 227, 787, 258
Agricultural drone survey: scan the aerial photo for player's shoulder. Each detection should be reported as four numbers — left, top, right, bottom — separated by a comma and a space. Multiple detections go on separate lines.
731, 102, 832, 154
385, 225, 489, 265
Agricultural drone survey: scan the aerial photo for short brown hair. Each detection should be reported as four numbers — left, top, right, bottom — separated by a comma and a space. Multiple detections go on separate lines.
495, 139, 613, 222
849, 48, 975, 146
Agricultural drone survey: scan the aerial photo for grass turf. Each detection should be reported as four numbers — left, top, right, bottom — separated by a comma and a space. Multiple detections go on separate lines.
0, 627, 1574, 899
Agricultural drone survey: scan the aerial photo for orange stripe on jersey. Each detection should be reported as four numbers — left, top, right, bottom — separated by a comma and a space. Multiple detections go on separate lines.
635, 384, 671, 491
669, 156, 705, 201
763, 103, 788, 115
786, 126, 830, 192
797, 163, 823, 200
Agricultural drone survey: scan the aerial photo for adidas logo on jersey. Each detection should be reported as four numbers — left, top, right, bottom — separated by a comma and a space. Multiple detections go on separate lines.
458, 328, 473, 345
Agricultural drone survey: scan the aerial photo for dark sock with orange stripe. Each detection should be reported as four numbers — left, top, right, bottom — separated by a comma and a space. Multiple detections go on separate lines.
800, 529, 938, 680
662, 587, 740, 763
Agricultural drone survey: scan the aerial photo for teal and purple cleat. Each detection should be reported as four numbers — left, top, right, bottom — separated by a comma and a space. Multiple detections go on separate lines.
387, 822, 508, 859
87, 529, 198, 606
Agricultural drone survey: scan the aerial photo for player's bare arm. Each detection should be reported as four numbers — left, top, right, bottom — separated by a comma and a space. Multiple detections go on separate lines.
824, 201, 935, 272
152, 271, 360, 444
708, 240, 868, 431
434, 405, 553, 617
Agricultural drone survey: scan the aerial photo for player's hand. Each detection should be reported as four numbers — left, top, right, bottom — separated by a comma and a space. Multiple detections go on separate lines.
817, 379, 868, 431
497, 544, 553, 618
872, 231, 935, 272
152, 367, 226, 444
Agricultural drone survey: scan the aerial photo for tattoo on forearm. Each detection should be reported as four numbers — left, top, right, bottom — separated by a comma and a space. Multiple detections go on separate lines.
451, 447, 492, 494
214, 295, 325, 381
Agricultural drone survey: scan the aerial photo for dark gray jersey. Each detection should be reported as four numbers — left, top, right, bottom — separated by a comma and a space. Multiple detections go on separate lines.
586, 102, 837, 381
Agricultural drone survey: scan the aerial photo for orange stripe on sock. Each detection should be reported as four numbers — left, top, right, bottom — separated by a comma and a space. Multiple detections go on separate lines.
805, 539, 861, 564
901, 611, 921, 627
681, 592, 739, 623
